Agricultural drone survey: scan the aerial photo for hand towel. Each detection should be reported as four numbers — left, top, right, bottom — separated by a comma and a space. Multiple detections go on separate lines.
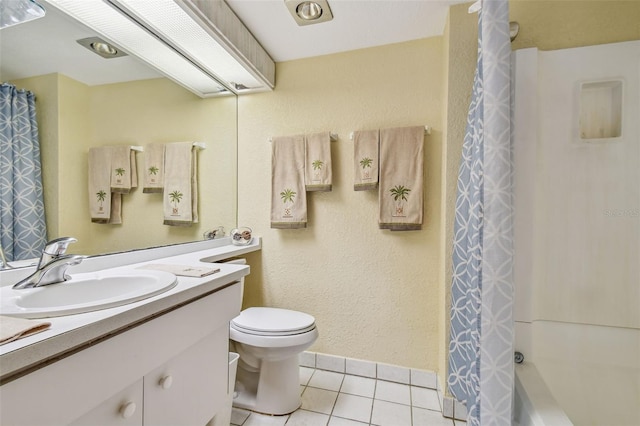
163, 142, 198, 226
88, 146, 113, 224
143, 143, 165, 193
0, 315, 51, 345
271, 135, 307, 229
110, 146, 137, 194
353, 129, 379, 191
379, 126, 424, 231
305, 131, 332, 192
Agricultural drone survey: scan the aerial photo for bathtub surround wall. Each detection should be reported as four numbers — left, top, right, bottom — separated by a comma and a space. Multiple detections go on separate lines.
440, 0, 640, 395
513, 40, 640, 425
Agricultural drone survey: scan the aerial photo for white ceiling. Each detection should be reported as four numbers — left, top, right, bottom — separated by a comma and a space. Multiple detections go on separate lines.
226, 0, 468, 62
0, 0, 466, 86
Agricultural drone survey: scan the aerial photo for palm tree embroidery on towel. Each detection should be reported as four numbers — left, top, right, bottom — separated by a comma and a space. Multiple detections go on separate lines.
360, 157, 373, 180
312, 160, 324, 181
148, 165, 159, 184
96, 190, 107, 213
280, 188, 296, 218
169, 190, 183, 215
390, 185, 411, 217
114, 167, 126, 184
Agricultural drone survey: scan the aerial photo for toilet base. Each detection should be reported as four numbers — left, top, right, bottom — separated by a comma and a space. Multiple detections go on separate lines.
232, 355, 302, 415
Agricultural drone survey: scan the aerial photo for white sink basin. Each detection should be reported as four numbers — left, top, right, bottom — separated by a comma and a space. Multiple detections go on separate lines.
1, 269, 177, 319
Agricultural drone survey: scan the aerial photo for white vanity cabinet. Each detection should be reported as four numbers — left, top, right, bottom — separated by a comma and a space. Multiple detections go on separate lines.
0, 282, 241, 426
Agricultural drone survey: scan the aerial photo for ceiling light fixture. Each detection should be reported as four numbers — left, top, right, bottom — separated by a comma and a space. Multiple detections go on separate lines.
285, 0, 333, 26
0, 0, 46, 29
40, 0, 275, 97
77, 37, 127, 59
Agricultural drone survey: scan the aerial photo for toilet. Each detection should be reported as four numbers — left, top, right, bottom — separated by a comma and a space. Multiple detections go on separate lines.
228, 260, 318, 415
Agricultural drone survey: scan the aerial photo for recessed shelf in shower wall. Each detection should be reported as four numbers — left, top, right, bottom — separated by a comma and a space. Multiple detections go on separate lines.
578, 79, 623, 141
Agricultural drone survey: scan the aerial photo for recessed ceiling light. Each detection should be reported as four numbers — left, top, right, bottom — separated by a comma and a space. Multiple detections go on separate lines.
77, 37, 127, 59
285, 0, 333, 26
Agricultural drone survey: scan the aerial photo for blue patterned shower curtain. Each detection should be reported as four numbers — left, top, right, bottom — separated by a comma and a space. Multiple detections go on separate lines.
0, 83, 47, 261
447, 1, 514, 425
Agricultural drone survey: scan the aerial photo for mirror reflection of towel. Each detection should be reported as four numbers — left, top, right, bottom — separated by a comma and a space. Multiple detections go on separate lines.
110, 146, 137, 194
378, 126, 424, 231
88, 146, 137, 224
88, 147, 112, 224
143, 143, 165, 193
163, 142, 198, 226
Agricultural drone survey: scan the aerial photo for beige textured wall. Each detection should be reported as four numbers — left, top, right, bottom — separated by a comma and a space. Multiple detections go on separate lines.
238, 39, 444, 370
58, 75, 92, 250
510, 0, 640, 51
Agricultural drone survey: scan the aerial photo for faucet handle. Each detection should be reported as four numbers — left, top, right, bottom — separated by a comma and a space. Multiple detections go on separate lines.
43, 237, 77, 256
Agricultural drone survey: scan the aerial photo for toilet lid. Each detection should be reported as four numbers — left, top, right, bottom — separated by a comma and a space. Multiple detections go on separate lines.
231, 307, 316, 336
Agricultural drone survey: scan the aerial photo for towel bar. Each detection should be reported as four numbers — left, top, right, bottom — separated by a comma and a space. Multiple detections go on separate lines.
349, 125, 431, 140
129, 142, 206, 152
192, 142, 206, 150
268, 133, 338, 143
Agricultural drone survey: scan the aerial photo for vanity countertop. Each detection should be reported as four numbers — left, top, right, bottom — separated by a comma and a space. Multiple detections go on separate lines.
0, 237, 261, 384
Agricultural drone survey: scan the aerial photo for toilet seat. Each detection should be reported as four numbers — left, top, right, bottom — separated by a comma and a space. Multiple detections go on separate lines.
231, 307, 316, 336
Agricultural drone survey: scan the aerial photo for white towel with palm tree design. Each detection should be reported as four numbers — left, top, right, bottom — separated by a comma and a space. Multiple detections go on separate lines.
143, 143, 165, 193
271, 135, 307, 228
163, 142, 198, 226
110, 145, 137, 194
353, 129, 379, 191
88, 146, 135, 224
88, 146, 113, 224
304, 132, 332, 192
378, 126, 424, 231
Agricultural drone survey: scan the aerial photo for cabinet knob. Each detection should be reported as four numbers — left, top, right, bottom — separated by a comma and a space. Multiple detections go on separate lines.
119, 401, 137, 419
159, 375, 173, 390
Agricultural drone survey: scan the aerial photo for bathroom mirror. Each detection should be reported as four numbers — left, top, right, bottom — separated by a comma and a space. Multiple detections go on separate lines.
0, 4, 238, 262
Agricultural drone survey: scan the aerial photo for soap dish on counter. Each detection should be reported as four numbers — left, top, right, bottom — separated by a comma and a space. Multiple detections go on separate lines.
230, 227, 252, 246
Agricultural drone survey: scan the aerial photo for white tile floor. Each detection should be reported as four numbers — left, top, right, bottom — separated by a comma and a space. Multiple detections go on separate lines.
230, 367, 468, 426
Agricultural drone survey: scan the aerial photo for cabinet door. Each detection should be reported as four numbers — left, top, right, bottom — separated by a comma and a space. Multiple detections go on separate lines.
70, 379, 143, 426
143, 327, 228, 426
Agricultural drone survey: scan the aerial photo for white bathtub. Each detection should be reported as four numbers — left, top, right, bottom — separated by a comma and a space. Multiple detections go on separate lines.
514, 362, 573, 426
514, 321, 640, 426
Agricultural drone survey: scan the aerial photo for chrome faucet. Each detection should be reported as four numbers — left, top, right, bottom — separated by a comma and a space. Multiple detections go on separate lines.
13, 237, 86, 289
